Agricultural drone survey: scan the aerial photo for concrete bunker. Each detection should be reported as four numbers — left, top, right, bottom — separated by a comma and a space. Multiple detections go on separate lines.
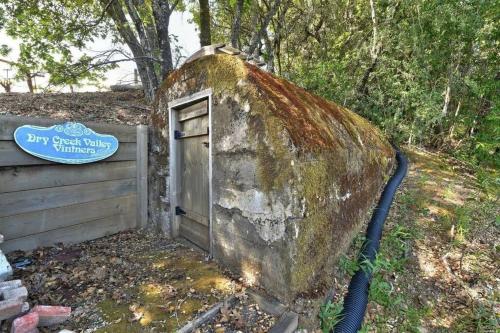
150, 47, 395, 302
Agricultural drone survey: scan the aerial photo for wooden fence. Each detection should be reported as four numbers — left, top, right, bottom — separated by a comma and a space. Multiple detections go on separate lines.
0, 115, 148, 252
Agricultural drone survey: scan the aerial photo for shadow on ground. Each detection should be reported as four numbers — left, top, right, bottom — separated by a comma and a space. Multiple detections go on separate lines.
6, 231, 237, 332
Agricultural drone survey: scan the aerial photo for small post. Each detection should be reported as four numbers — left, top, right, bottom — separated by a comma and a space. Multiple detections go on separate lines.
134, 69, 138, 84
136, 125, 148, 228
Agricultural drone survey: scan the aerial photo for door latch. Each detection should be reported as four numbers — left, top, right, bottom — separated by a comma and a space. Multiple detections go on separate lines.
175, 206, 186, 215
174, 130, 184, 139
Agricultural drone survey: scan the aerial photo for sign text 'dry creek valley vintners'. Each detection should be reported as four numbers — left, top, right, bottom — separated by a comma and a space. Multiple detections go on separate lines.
14, 122, 119, 164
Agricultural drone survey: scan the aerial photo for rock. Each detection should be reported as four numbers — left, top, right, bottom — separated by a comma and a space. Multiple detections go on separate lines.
3, 287, 28, 302
0, 280, 23, 293
0, 299, 27, 320
11, 311, 39, 333
58, 330, 76, 333
269, 311, 299, 333
0, 251, 13, 281
31, 305, 71, 327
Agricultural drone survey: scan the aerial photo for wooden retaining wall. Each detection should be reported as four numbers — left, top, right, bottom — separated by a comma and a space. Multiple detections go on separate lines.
0, 115, 148, 252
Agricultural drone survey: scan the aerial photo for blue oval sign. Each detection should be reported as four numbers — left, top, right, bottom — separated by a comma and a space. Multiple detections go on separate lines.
14, 122, 119, 164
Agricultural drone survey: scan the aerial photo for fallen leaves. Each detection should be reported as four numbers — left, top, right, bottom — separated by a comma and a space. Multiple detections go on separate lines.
0, 91, 149, 125
6, 230, 270, 332
127, 304, 144, 322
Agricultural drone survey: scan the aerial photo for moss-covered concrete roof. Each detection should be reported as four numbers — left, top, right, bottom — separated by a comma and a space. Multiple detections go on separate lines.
160, 54, 392, 156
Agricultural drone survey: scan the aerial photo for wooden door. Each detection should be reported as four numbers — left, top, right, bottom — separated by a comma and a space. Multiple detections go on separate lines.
175, 100, 210, 250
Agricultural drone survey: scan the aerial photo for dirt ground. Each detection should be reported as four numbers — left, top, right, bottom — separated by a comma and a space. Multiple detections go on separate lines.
324, 147, 499, 332
0, 91, 149, 125
5, 231, 276, 333
3, 147, 498, 332
391, 148, 498, 332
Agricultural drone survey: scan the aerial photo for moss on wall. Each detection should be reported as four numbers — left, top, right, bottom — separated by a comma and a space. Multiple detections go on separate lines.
151, 54, 395, 300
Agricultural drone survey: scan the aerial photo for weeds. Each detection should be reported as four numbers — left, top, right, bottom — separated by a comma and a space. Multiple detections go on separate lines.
319, 300, 344, 333
320, 150, 498, 332
320, 224, 423, 332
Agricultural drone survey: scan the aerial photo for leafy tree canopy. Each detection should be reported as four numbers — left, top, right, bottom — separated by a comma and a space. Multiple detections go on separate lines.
0, 0, 116, 88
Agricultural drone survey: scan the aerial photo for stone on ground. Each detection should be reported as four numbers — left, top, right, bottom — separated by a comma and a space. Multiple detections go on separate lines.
268, 311, 298, 333
11, 311, 39, 333
0, 280, 22, 293
3, 287, 28, 302
0, 250, 13, 281
0, 299, 28, 320
31, 305, 71, 326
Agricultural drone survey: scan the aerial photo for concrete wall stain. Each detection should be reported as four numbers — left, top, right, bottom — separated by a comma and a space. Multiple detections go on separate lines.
150, 54, 395, 302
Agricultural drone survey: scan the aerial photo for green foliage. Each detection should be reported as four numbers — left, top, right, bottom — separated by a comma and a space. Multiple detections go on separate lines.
338, 255, 359, 276
0, 0, 115, 88
321, 224, 425, 332
453, 303, 499, 333
319, 300, 344, 333
0, 44, 9, 57
256, 0, 499, 168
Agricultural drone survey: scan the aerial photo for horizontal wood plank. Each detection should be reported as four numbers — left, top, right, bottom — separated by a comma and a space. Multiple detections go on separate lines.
1, 212, 136, 253
0, 195, 136, 240
0, 141, 136, 167
0, 115, 137, 142
180, 217, 209, 251
177, 129, 209, 139
182, 208, 209, 226
0, 161, 136, 193
0, 178, 136, 218
178, 102, 208, 122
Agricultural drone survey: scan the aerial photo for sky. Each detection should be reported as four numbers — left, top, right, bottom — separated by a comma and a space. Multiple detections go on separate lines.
0, 11, 199, 93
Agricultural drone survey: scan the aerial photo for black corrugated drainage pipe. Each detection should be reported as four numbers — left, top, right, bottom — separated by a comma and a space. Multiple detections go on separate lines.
333, 149, 408, 333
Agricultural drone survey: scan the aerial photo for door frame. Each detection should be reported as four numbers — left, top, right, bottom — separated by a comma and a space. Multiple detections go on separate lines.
168, 88, 213, 256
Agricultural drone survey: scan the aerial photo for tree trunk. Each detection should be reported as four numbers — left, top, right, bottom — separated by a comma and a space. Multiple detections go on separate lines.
357, 0, 381, 96
369, 0, 379, 59
152, 0, 175, 79
442, 84, 451, 116
448, 100, 461, 139
231, 0, 244, 48
199, 0, 212, 46
26, 74, 34, 93
0, 81, 11, 92
264, 32, 275, 72
103, 0, 159, 101
100, 0, 178, 102
248, 0, 282, 57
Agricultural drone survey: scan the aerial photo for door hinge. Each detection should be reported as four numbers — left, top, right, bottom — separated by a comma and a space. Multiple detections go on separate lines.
202, 141, 209, 148
174, 130, 184, 139
175, 206, 186, 216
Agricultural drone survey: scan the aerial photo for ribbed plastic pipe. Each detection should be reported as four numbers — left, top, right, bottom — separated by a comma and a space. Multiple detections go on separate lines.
333, 149, 408, 333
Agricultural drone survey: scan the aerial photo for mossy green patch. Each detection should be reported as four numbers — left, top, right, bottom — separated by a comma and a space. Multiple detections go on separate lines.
95, 248, 232, 333
290, 156, 339, 292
